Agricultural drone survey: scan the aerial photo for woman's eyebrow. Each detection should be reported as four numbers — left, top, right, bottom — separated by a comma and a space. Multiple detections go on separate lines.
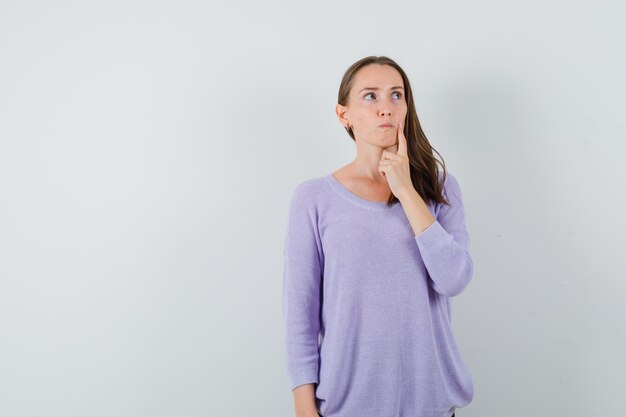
358, 86, 404, 93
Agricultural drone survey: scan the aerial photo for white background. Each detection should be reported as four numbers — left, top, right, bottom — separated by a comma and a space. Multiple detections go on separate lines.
1, 1, 625, 416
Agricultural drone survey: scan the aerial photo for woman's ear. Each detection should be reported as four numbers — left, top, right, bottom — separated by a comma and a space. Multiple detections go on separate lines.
336, 103, 350, 128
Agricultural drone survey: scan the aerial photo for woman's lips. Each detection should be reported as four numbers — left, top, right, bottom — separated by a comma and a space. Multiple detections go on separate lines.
379, 124, 393, 128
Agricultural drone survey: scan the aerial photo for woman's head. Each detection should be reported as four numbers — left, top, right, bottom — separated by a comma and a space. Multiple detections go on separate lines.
335, 56, 449, 207
336, 62, 407, 149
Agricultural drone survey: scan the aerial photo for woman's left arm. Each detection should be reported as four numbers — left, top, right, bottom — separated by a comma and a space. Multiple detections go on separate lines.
378, 125, 473, 298
399, 173, 474, 297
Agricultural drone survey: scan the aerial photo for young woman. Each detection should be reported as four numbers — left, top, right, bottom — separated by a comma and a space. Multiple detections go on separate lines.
282, 56, 473, 417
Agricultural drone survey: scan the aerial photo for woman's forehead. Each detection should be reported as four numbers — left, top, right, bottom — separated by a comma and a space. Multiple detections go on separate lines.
353, 65, 404, 89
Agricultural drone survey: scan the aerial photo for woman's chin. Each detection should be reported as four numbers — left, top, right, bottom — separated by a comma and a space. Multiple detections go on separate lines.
379, 132, 396, 142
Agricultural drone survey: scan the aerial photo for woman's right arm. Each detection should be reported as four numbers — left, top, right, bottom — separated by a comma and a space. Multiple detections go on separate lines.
292, 383, 319, 417
282, 183, 324, 417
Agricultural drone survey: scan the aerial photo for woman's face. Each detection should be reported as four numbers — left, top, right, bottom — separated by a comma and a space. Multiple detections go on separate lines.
337, 64, 408, 148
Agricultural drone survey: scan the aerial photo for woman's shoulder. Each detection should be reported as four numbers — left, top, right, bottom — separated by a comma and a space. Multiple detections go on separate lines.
288, 174, 330, 205
292, 174, 328, 193
437, 170, 462, 192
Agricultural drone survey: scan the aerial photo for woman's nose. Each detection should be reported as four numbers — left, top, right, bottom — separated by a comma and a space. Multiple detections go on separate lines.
379, 101, 392, 116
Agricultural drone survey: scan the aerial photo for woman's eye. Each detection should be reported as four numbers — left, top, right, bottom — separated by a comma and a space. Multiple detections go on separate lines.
364, 92, 402, 100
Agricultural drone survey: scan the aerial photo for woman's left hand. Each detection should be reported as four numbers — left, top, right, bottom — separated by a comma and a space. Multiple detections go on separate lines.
378, 122, 414, 200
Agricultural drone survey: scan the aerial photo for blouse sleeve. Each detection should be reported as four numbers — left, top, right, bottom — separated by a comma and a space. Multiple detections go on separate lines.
282, 182, 324, 391
414, 173, 474, 297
